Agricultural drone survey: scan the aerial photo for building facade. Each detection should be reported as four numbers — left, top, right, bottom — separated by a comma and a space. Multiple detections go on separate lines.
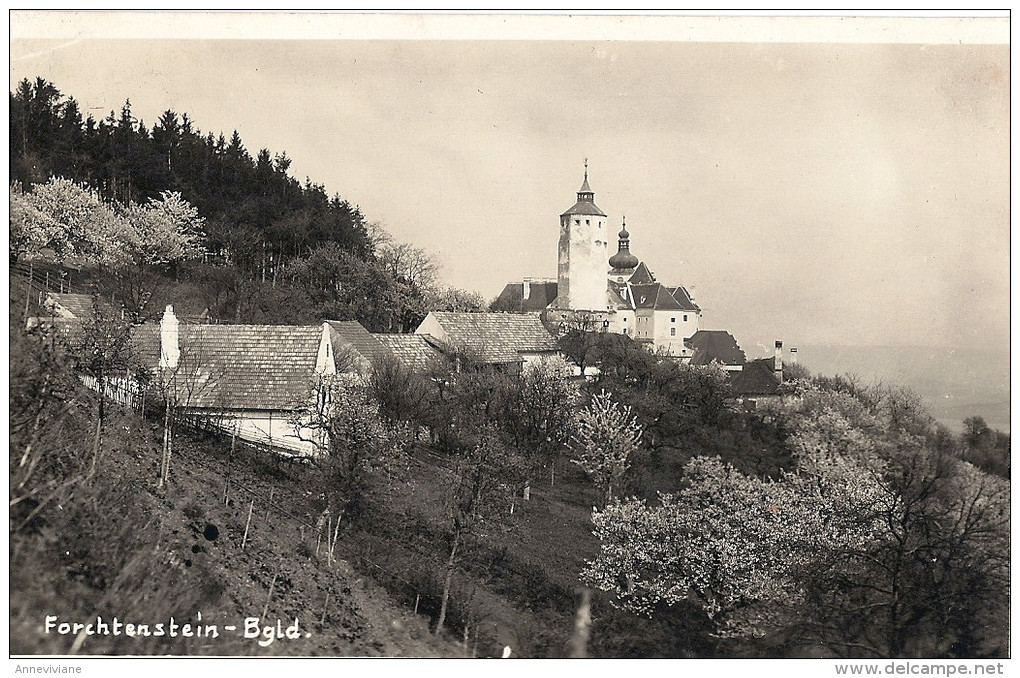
495, 165, 704, 356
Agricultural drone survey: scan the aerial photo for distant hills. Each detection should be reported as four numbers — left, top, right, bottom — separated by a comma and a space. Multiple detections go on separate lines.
795, 344, 1010, 433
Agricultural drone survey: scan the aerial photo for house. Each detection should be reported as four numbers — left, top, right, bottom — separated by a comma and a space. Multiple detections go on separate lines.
26, 292, 116, 337
492, 278, 559, 313
685, 330, 746, 371
373, 333, 449, 373
41, 292, 104, 319
414, 311, 559, 371
143, 306, 331, 455
729, 342, 787, 411
322, 320, 391, 374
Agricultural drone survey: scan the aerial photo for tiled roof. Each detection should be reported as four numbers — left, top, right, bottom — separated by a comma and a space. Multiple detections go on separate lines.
29, 317, 159, 369
26, 316, 86, 343
626, 262, 656, 285
560, 200, 607, 218
666, 286, 701, 312
131, 322, 162, 366
374, 333, 448, 372
421, 312, 559, 363
730, 358, 780, 396
493, 281, 558, 313
326, 320, 389, 370
44, 293, 110, 319
686, 330, 746, 366
627, 283, 677, 310
168, 325, 323, 410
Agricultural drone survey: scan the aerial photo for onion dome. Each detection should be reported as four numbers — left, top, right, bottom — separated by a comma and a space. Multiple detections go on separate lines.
609, 216, 639, 269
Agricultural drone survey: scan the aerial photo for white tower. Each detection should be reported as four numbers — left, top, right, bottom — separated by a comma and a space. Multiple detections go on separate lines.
556, 161, 609, 311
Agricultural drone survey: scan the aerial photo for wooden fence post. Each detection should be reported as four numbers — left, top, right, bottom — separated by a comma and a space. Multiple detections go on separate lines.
241, 498, 255, 550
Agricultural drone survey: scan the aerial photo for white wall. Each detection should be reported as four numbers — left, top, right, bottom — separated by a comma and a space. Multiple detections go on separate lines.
557, 214, 609, 311
184, 409, 324, 457
608, 309, 635, 337
652, 309, 700, 357
414, 313, 449, 342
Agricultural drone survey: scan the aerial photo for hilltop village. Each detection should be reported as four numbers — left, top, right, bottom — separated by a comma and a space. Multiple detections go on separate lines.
26, 166, 791, 456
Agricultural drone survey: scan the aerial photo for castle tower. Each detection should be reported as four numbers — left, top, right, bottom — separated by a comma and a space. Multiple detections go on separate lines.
556, 161, 609, 311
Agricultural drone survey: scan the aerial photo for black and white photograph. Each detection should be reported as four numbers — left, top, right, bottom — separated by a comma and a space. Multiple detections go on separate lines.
8, 10, 1011, 672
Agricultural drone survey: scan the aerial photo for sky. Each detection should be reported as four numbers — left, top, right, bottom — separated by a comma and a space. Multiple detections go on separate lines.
9, 13, 1011, 360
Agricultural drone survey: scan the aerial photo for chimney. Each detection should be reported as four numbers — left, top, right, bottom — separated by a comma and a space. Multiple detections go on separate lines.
789, 347, 798, 365
523, 280, 531, 301
160, 305, 180, 370
774, 340, 783, 383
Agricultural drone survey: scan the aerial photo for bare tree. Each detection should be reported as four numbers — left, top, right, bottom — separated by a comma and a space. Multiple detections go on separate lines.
434, 427, 524, 635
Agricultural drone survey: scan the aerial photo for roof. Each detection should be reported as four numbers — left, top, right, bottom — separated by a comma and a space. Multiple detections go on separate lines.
26, 316, 87, 343
44, 293, 109, 319
608, 248, 639, 270
729, 358, 780, 396
493, 281, 559, 313
419, 311, 559, 364
685, 330, 746, 366
326, 320, 389, 369
607, 283, 630, 309
167, 324, 323, 410
628, 283, 682, 311
668, 286, 701, 312
131, 322, 162, 365
374, 333, 448, 372
560, 199, 607, 218
626, 262, 656, 285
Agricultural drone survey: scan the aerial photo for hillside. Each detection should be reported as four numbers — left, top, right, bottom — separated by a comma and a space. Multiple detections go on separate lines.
798, 344, 1010, 432
10, 371, 464, 656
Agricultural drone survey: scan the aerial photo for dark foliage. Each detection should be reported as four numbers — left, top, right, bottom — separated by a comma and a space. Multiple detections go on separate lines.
11, 78, 372, 276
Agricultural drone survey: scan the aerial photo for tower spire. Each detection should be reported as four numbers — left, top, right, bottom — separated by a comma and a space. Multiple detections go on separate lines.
578, 159, 593, 198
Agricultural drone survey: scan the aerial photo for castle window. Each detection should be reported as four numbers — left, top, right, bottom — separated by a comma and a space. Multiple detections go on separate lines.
586, 219, 590, 225
671, 317, 676, 323
683, 314, 688, 322
575, 220, 580, 225
670, 328, 676, 336
623, 328, 628, 335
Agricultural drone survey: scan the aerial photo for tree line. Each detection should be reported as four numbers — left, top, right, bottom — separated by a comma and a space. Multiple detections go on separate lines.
11, 77, 486, 331
304, 328, 1009, 657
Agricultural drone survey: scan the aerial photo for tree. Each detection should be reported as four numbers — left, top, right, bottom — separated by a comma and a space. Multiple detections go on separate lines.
125, 190, 205, 267
285, 243, 407, 331
583, 388, 1010, 658
376, 241, 437, 293
368, 353, 445, 435
20, 176, 137, 267
425, 285, 487, 313
69, 299, 147, 476
503, 356, 580, 485
292, 373, 406, 530
434, 427, 524, 635
570, 390, 644, 504
9, 184, 54, 262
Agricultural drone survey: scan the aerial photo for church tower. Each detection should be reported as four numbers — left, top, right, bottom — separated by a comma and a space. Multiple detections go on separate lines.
556, 161, 609, 311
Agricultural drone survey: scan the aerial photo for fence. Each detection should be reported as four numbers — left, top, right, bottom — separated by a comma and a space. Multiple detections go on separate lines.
78, 374, 145, 410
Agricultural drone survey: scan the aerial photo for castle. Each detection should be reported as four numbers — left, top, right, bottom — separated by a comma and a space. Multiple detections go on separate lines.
494, 163, 707, 359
